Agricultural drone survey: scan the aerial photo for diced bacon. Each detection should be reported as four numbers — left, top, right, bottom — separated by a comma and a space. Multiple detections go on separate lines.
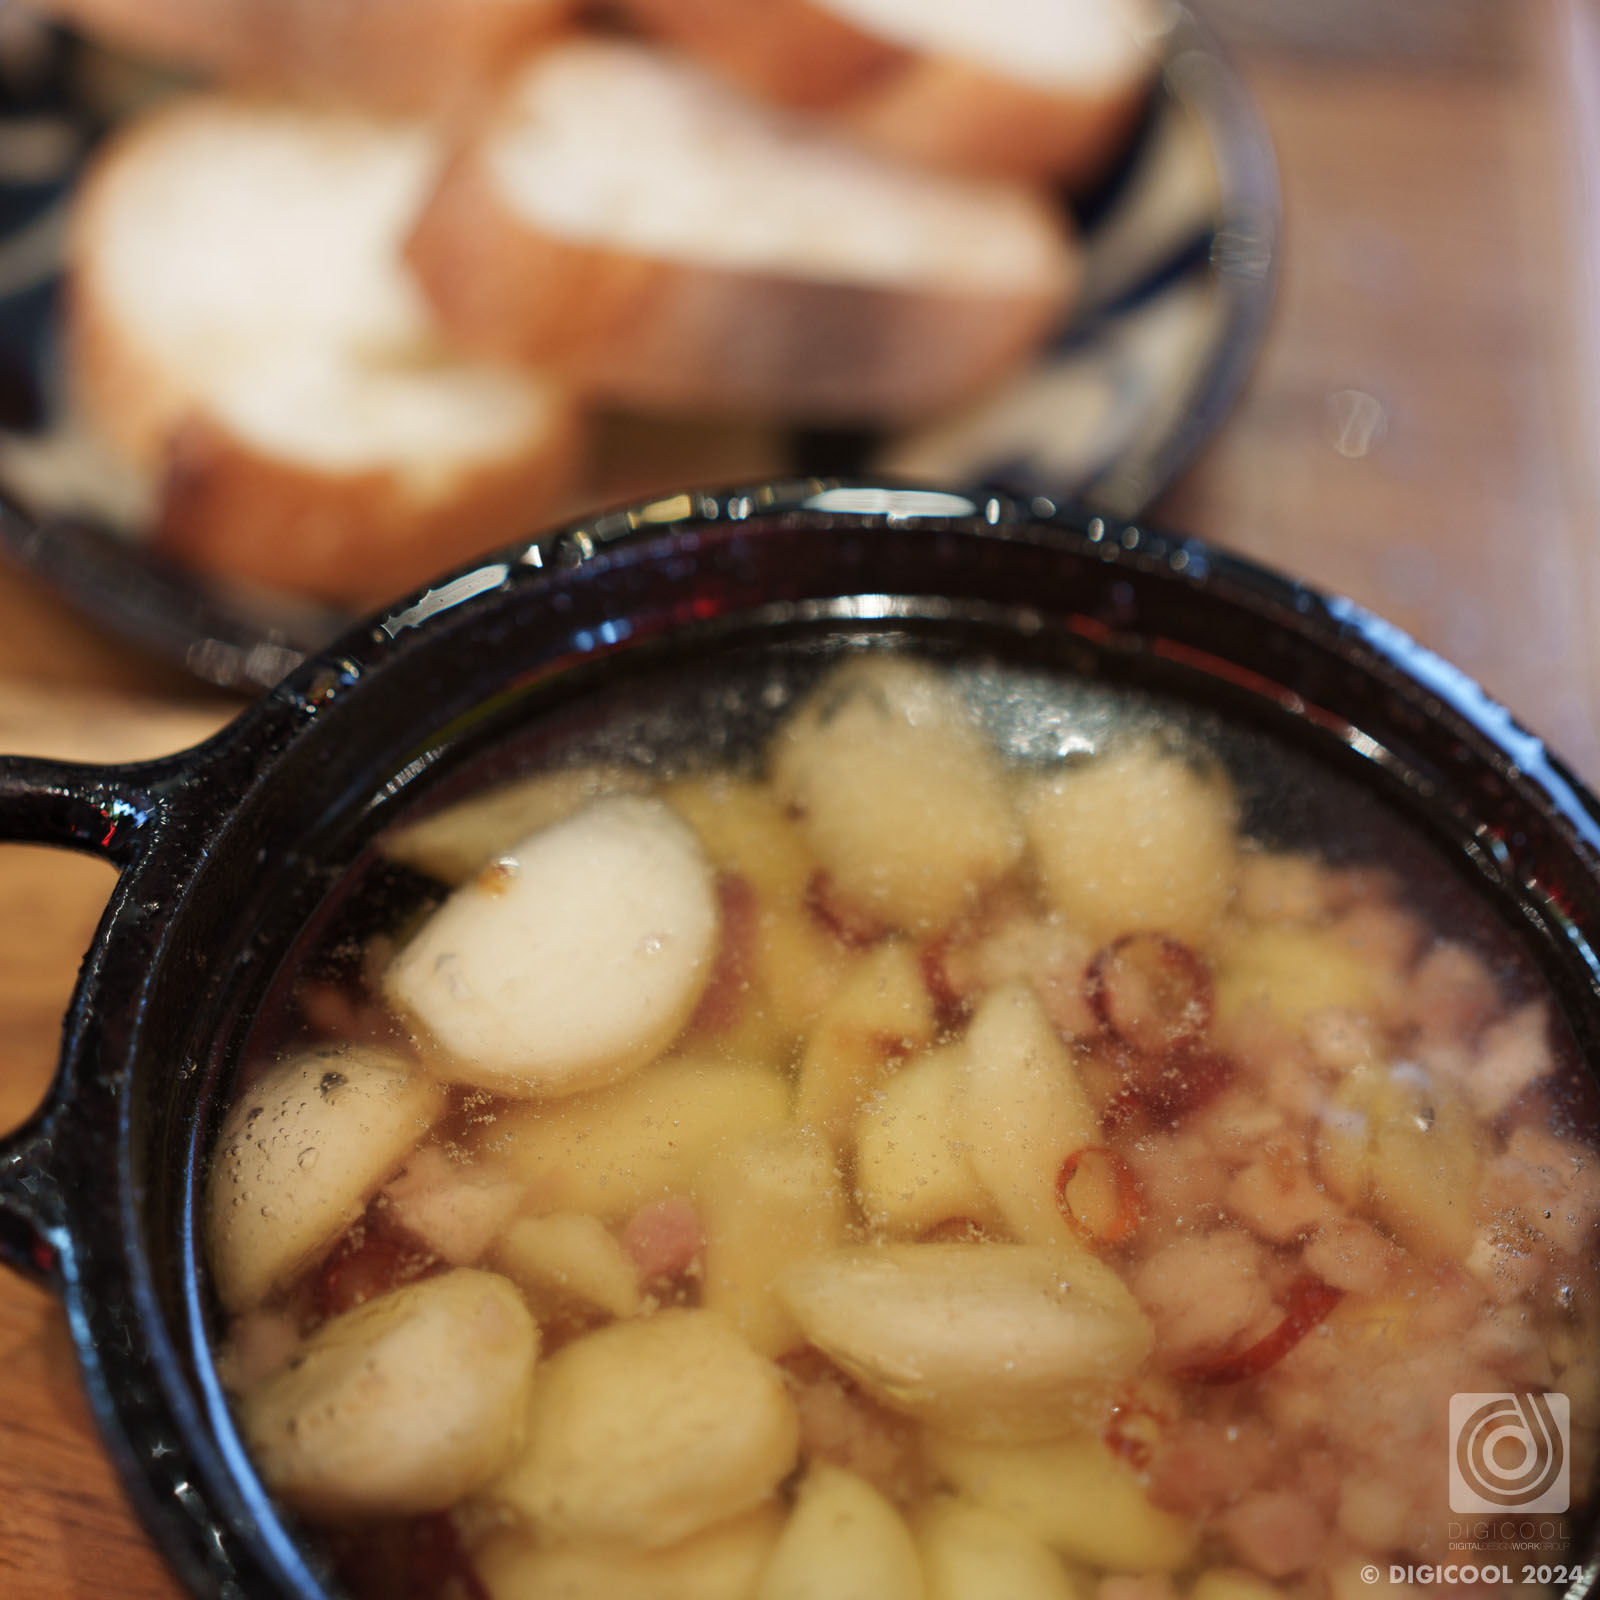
1227, 1150, 1341, 1245
1322, 865, 1399, 913
1463, 1310, 1554, 1388
619, 1195, 705, 1282
779, 1347, 921, 1504
216, 1307, 303, 1393
1303, 1220, 1401, 1297
1124, 1132, 1228, 1229
1409, 1265, 1484, 1339
1302, 1008, 1379, 1073
382, 1145, 527, 1266
1263, 1046, 1328, 1122
1465, 1001, 1552, 1118
939, 908, 1097, 1039
299, 980, 412, 1054
1236, 850, 1329, 925
1198, 1092, 1288, 1164
1408, 1036, 1473, 1094
1297, 1447, 1344, 1516
1463, 1226, 1547, 1304
1330, 898, 1425, 972
1407, 941, 1499, 1044
1304, 1340, 1494, 1482
1133, 1229, 1275, 1366
1488, 1127, 1600, 1254
1337, 1474, 1412, 1550
1148, 1415, 1279, 1517
1214, 1005, 1299, 1081
1218, 1489, 1328, 1578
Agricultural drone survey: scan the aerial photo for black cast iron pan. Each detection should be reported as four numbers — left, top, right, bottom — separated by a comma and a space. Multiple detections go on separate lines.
0, 480, 1598, 1599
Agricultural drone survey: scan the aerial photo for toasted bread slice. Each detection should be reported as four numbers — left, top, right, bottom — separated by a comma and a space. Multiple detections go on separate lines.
618, 0, 1164, 184
34, 0, 575, 115
70, 98, 581, 605
407, 39, 1079, 424
608, 0, 908, 112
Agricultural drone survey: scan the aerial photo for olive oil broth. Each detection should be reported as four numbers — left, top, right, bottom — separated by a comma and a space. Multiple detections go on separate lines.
204, 647, 1600, 1600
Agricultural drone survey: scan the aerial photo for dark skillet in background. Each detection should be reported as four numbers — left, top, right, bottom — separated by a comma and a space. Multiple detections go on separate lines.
0, 481, 1598, 1599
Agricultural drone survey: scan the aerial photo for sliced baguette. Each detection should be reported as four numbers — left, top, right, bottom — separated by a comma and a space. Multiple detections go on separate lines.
407, 39, 1079, 424
618, 0, 1164, 184
33, 0, 577, 116
70, 97, 581, 605
609, 0, 909, 112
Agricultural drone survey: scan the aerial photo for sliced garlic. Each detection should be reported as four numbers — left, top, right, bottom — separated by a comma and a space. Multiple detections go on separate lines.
757, 1464, 923, 1600
777, 1243, 1152, 1441
490, 1308, 798, 1548
385, 796, 718, 1097
206, 1044, 444, 1312
239, 1268, 537, 1519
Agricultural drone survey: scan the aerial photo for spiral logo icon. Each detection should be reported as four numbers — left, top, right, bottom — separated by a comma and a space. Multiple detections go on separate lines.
1449, 1392, 1570, 1513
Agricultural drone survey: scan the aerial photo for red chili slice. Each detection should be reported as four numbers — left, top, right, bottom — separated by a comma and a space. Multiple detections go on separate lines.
1175, 1275, 1344, 1385
1086, 932, 1214, 1055
688, 872, 759, 1033
1054, 1147, 1143, 1246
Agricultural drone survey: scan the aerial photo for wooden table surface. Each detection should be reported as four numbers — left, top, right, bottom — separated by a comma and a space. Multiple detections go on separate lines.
4, 5, 1600, 1596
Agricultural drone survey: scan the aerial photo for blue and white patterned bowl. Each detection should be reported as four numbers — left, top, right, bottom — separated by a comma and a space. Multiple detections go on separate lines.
0, 3, 1277, 690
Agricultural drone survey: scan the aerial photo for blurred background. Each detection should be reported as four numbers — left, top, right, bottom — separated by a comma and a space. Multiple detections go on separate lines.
1169, 0, 1600, 784
0, 0, 1590, 774
2, 4, 1600, 1594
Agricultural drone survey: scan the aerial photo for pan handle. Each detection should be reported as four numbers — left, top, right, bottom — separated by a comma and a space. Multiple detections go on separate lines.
0, 751, 171, 864
0, 1124, 58, 1283
0, 750, 180, 1285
